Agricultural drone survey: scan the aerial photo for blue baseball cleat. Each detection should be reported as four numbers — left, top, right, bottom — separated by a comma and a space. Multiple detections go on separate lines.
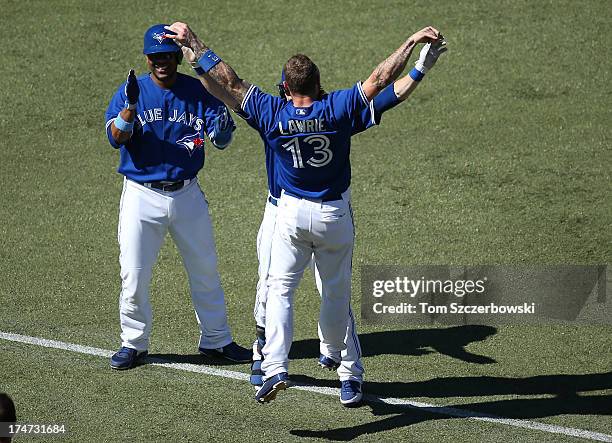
255, 372, 288, 403
110, 347, 148, 370
318, 354, 340, 371
340, 380, 363, 406
199, 342, 252, 363
250, 360, 264, 387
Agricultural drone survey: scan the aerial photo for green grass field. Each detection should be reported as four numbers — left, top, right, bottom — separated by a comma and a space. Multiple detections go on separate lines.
1, 0, 611, 441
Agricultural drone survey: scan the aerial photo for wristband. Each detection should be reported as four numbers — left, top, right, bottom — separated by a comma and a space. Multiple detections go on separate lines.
124, 100, 137, 110
193, 65, 205, 76
408, 67, 425, 82
114, 114, 134, 133
197, 49, 222, 72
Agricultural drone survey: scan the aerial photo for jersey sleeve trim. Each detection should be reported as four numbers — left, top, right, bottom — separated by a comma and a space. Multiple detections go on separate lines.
369, 99, 376, 125
241, 84, 257, 111
356, 81, 369, 107
355, 81, 375, 125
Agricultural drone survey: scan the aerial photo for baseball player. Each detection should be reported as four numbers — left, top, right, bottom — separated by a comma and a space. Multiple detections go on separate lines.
178, 51, 447, 392
247, 70, 438, 388
104, 24, 251, 370
167, 22, 446, 405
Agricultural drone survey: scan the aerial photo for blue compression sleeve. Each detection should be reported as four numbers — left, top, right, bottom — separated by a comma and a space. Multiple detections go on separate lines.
372, 83, 400, 124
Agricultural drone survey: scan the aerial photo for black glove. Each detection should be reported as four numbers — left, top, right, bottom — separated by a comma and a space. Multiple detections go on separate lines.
124, 69, 140, 108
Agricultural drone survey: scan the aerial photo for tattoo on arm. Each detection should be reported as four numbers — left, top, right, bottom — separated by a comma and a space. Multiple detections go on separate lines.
191, 41, 206, 60
192, 40, 250, 109
368, 39, 416, 91
207, 62, 251, 107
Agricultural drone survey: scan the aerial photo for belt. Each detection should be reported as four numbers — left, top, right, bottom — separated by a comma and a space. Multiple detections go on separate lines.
284, 190, 342, 202
142, 179, 193, 192
268, 195, 278, 206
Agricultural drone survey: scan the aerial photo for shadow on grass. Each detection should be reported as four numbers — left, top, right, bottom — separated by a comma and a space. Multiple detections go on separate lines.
290, 325, 498, 364
136, 325, 496, 368
289, 372, 612, 440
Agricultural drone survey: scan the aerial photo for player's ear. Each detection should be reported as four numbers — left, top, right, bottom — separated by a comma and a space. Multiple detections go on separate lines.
176, 51, 183, 65
284, 84, 293, 101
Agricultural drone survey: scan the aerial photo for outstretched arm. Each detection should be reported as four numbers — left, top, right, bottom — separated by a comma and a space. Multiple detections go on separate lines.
392, 36, 448, 102
180, 45, 242, 111
165, 22, 250, 113
361, 26, 440, 101
365, 37, 447, 128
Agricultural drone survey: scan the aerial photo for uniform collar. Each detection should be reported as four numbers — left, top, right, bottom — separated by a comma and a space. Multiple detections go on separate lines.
288, 102, 314, 117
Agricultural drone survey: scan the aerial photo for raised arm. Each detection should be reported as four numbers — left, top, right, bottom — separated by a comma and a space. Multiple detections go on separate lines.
392, 36, 448, 101
361, 26, 440, 101
165, 22, 250, 113
179, 45, 242, 111
110, 69, 140, 145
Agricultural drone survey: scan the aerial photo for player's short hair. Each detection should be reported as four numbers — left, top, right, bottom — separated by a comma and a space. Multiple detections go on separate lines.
283, 54, 320, 96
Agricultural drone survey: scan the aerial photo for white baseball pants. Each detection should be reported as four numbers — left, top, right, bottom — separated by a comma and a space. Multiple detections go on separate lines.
254, 196, 364, 381
117, 178, 233, 351
261, 190, 362, 381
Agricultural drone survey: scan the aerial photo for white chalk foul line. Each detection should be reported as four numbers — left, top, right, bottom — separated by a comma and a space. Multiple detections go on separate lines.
1, 331, 611, 442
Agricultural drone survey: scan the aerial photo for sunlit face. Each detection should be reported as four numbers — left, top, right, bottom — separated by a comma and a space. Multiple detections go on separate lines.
146, 52, 178, 85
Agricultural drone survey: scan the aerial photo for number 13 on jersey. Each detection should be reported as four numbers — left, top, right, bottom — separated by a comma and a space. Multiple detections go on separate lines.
283, 135, 332, 168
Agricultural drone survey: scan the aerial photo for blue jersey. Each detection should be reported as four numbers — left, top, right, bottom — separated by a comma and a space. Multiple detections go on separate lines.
242, 82, 371, 200
105, 73, 233, 182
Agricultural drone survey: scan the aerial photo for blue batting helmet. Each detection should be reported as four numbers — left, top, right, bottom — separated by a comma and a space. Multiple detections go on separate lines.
143, 24, 181, 55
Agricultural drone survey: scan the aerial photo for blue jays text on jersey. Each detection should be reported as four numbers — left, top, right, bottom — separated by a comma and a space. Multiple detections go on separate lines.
135, 108, 204, 132
105, 73, 233, 183
240, 82, 373, 201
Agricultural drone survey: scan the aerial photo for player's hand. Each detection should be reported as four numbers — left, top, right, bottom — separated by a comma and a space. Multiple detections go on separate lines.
211, 106, 234, 149
409, 26, 440, 45
165, 22, 199, 49
214, 106, 231, 132
181, 46, 198, 64
125, 69, 140, 105
415, 35, 447, 74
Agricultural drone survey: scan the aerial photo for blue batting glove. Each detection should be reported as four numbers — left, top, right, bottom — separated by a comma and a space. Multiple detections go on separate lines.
215, 106, 230, 131
124, 69, 140, 109
210, 106, 234, 149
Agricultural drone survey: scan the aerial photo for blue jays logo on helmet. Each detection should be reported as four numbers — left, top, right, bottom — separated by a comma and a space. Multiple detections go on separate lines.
143, 24, 181, 55
176, 133, 205, 156
152, 32, 166, 44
